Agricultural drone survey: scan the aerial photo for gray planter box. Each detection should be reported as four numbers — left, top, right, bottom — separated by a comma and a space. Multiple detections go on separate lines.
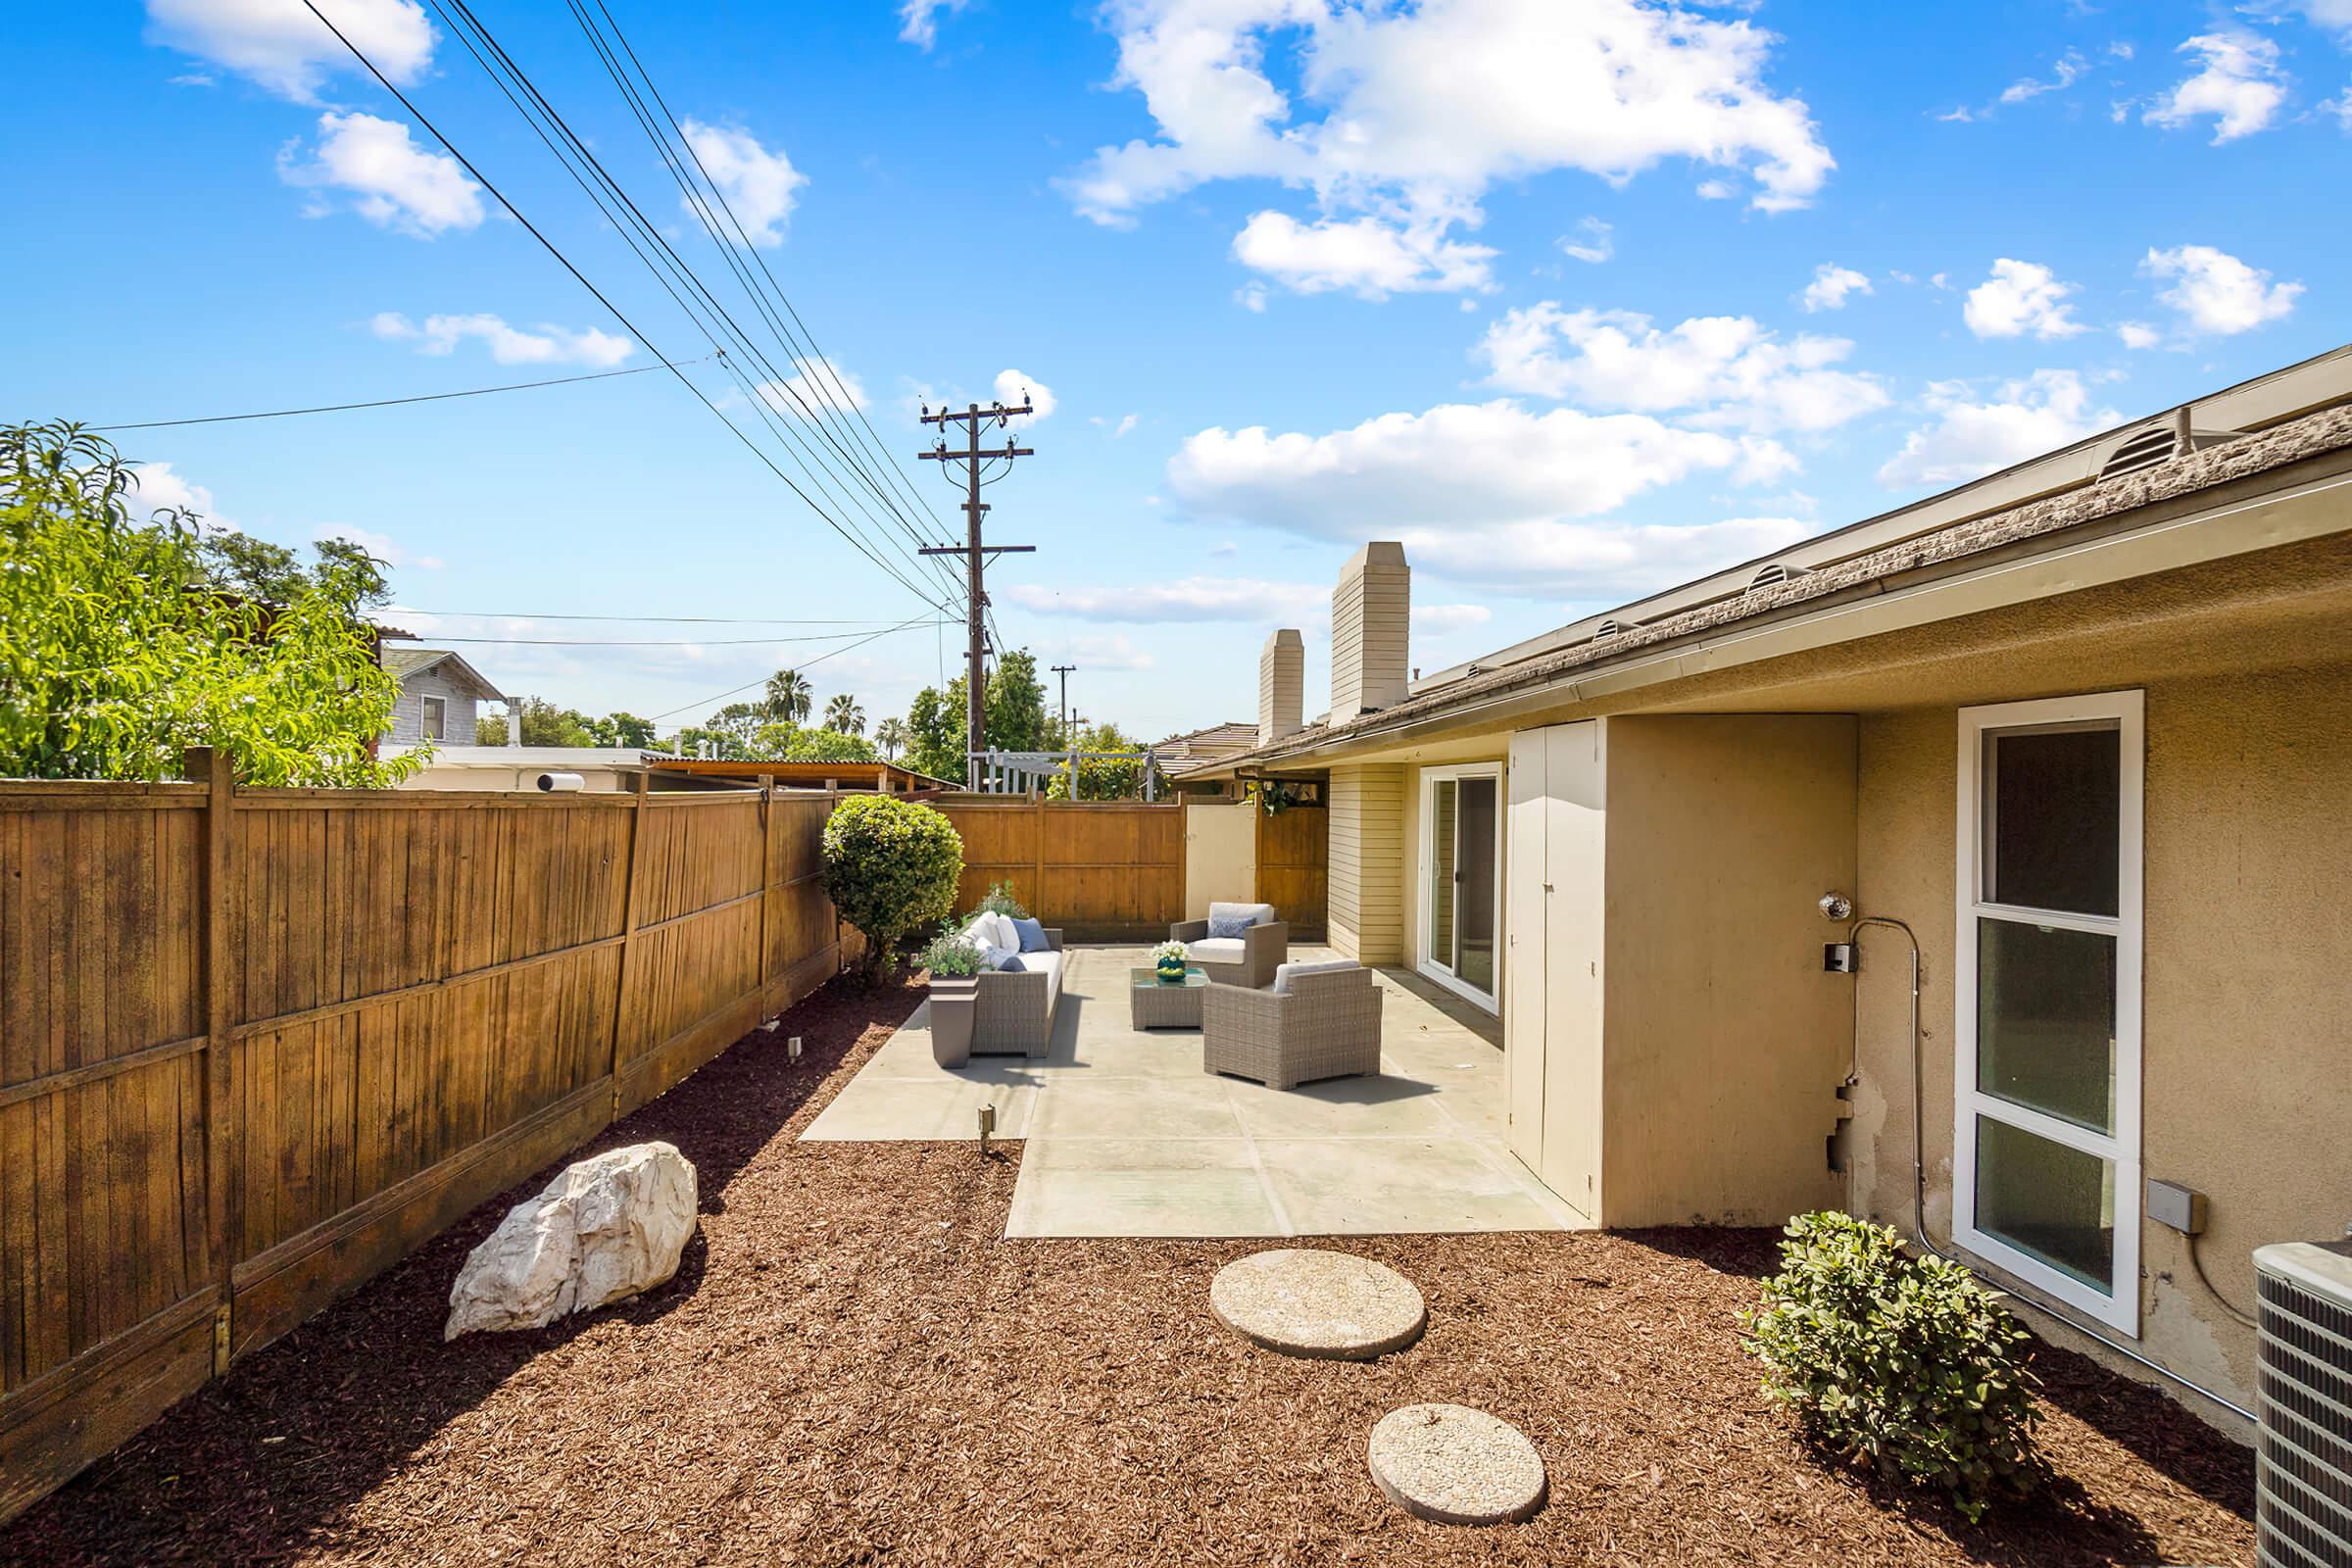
928, 976, 980, 1067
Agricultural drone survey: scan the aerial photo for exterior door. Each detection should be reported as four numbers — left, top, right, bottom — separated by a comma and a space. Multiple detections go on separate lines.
1505, 733, 1548, 1172
1502, 722, 1604, 1221
1420, 766, 1501, 1010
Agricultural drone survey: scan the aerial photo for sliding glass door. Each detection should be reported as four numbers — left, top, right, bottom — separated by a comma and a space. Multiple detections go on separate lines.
1422, 766, 1500, 1010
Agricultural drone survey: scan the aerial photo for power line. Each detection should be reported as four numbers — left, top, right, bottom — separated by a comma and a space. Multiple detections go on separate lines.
424, 626, 936, 647
645, 613, 942, 721
394, 610, 903, 625
919, 397, 1039, 789
298, 1, 951, 617
89, 356, 712, 432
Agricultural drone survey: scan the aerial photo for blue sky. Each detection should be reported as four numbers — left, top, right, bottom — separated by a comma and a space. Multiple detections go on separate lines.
6, 1, 2346, 742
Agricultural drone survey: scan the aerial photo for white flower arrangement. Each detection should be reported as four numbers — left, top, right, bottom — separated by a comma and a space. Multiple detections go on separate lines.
1150, 939, 1189, 965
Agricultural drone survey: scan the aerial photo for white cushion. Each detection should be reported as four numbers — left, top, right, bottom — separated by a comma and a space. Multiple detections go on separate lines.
1024, 949, 1064, 1002
1186, 937, 1247, 965
1273, 958, 1360, 994
977, 941, 1019, 971
1205, 902, 1275, 935
971, 911, 1020, 953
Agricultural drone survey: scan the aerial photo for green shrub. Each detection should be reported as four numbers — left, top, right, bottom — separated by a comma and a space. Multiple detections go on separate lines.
913, 932, 987, 978
970, 879, 1027, 920
821, 795, 962, 982
1741, 1211, 2040, 1523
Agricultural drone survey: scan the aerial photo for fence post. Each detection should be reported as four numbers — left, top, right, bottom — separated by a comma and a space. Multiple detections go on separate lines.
608, 772, 652, 1119
757, 775, 775, 1012
186, 746, 237, 1372
1033, 794, 1048, 918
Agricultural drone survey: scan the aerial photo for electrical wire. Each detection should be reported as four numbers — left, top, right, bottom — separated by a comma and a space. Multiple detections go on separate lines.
394, 611, 903, 624
91, 356, 713, 431
646, 613, 943, 721
297, 2, 951, 616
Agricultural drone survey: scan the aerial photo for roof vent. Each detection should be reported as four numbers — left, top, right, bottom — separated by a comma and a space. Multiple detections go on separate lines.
1748, 563, 1805, 591
1593, 617, 1636, 639
2098, 423, 2180, 482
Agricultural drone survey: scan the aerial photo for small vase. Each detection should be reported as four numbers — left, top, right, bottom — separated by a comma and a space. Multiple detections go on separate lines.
928, 976, 979, 1067
1155, 959, 1186, 984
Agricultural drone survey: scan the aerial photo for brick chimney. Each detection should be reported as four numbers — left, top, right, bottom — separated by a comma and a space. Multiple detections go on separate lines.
1331, 541, 1408, 720
1258, 628, 1303, 747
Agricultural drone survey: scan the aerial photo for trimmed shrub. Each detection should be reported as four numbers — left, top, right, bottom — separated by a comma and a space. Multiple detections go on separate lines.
822, 795, 962, 982
1741, 1211, 2040, 1523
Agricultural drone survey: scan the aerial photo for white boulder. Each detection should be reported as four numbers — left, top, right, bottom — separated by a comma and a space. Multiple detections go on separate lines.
445, 1142, 699, 1340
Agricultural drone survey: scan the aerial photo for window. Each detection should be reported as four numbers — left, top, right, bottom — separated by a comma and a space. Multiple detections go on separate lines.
1954, 692, 2142, 1333
421, 695, 447, 741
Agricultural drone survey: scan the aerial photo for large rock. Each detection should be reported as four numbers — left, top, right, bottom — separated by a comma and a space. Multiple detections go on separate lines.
445, 1142, 699, 1340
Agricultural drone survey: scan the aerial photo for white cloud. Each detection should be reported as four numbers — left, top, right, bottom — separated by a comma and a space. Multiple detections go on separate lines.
679, 120, 806, 245
898, 0, 970, 50
1560, 218, 1613, 266
1417, 514, 1816, 598
2116, 320, 2162, 350
145, 0, 434, 103
736, 356, 868, 419
2326, 87, 2352, 129
371, 311, 635, 367
315, 524, 443, 571
1414, 603, 1493, 634
125, 462, 221, 525
1998, 51, 2088, 105
1091, 413, 1141, 438
1694, 178, 1737, 200
1962, 258, 2087, 340
1170, 401, 1795, 558
1878, 370, 2120, 489
1006, 577, 1325, 623
1058, 633, 1158, 670
1065, 0, 1831, 301
1231, 210, 1496, 297
1236, 281, 1270, 313
1798, 263, 1871, 313
1476, 306, 1888, 433
995, 369, 1054, 417
2144, 32, 2287, 143
2141, 244, 2302, 335
278, 112, 483, 237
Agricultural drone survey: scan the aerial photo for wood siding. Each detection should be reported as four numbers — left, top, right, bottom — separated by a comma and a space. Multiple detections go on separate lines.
1327, 765, 1405, 962
1331, 543, 1409, 721
0, 765, 851, 1523
932, 800, 1184, 940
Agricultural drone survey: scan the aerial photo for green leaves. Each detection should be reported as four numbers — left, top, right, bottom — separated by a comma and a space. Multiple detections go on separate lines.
820, 795, 963, 982
0, 421, 415, 787
1740, 1211, 2041, 1524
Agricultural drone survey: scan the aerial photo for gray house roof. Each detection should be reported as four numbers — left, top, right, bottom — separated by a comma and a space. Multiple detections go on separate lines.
381, 647, 507, 701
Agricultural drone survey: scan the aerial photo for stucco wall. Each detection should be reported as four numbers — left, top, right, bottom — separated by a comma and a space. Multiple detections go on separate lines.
1847, 658, 2352, 1425
388, 667, 480, 746
1184, 801, 1256, 919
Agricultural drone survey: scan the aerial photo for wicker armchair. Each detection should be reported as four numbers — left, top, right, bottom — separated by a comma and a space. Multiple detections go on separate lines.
969, 929, 1065, 1058
1171, 906, 1288, 990
1200, 964, 1382, 1091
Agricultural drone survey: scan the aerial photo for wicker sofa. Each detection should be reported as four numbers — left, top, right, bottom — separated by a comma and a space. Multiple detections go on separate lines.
959, 915, 1065, 1058
1171, 902, 1288, 990
1201, 960, 1382, 1091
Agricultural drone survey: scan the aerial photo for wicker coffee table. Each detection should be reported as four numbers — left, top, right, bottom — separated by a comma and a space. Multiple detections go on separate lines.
1130, 966, 1209, 1029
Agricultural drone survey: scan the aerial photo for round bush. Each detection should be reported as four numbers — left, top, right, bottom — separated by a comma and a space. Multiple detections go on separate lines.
1741, 1211, 2040, 1523
821, 795, 963, 981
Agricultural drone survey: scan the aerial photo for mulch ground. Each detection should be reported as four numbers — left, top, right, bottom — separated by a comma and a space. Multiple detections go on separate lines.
8, 976, 2255, 1568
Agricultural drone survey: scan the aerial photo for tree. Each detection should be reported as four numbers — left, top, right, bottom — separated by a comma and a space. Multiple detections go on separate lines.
821, 795, 963, 982
897, 648, 1053, 783
763, 667, 811, 723
192, 528, 392, 610
0, 420, 414, 785
1045, 720, 1152, 800
589, 710, 658, 747
872, 716, 907, 761
903, 684, 962, 782
823, 692, 864, 735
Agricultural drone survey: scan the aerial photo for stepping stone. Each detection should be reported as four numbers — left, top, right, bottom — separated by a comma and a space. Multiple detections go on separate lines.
1367, 1403, 1548, 1526
1208, 1249, 1426, 1360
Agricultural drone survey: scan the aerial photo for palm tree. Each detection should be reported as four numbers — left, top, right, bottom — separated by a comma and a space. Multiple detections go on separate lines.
824, 693, 865, 735
762, 667, 810, 723
872, 716, 907, 760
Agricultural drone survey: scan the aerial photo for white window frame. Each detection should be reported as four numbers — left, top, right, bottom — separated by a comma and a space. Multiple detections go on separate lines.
1952, 690, 2143, 1336
420, 694, 448, 741
1417, 763, 1503, 1014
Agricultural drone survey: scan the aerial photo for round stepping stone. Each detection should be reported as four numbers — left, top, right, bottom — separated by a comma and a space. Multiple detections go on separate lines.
1367, 1404, 1548, 1526
1208, 1249, 1426, 1360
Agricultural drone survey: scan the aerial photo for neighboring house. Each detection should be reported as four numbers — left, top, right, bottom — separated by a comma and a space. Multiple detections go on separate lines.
1179, 342, 2352, 1431
385, 745, 665, 792
381, 647, 507, 746
644, 758, 957, 793
1153, 720, 1262, 799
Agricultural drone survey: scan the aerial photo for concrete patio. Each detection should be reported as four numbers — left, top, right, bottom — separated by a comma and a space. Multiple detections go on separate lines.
801, 946, 1583, 1238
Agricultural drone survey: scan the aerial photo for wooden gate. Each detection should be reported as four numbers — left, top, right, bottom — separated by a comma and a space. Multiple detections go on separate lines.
1255, 802, 1328, 940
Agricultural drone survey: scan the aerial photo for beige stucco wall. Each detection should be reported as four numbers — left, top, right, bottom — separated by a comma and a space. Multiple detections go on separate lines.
1328, 763, 1407, 962
1847, 658, 2352, 1426
1184, 801, 1257, 920
1596, 716, 1858, 1228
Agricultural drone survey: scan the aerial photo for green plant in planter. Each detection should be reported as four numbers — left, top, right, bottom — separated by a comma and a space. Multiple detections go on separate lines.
970, 880, 1028, 920
821, 795, 963, 983
1741, 1211, 2040, 1523
915, 932, 987, 978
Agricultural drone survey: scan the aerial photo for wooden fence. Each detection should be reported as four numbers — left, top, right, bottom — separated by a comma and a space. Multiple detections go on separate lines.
1255, 803, 1329, 940
933, 800, 1184, 940
0, 757, 853, 1522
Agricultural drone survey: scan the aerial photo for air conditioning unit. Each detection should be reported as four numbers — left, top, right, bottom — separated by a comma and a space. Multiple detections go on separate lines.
2255, 1241, 2352, 1568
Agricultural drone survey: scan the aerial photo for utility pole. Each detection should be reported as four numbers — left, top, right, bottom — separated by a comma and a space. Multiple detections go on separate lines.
919, 393, 1037, 789
1050, 663, 1076, 744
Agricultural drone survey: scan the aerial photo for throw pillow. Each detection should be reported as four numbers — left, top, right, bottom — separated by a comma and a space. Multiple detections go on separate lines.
996, 951, 1026, 973
1011, 915, 1050, 953
1206, 908, 1256, 940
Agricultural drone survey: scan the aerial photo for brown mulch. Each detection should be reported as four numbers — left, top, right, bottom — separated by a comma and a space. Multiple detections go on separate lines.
8, 977, 2254, 1568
